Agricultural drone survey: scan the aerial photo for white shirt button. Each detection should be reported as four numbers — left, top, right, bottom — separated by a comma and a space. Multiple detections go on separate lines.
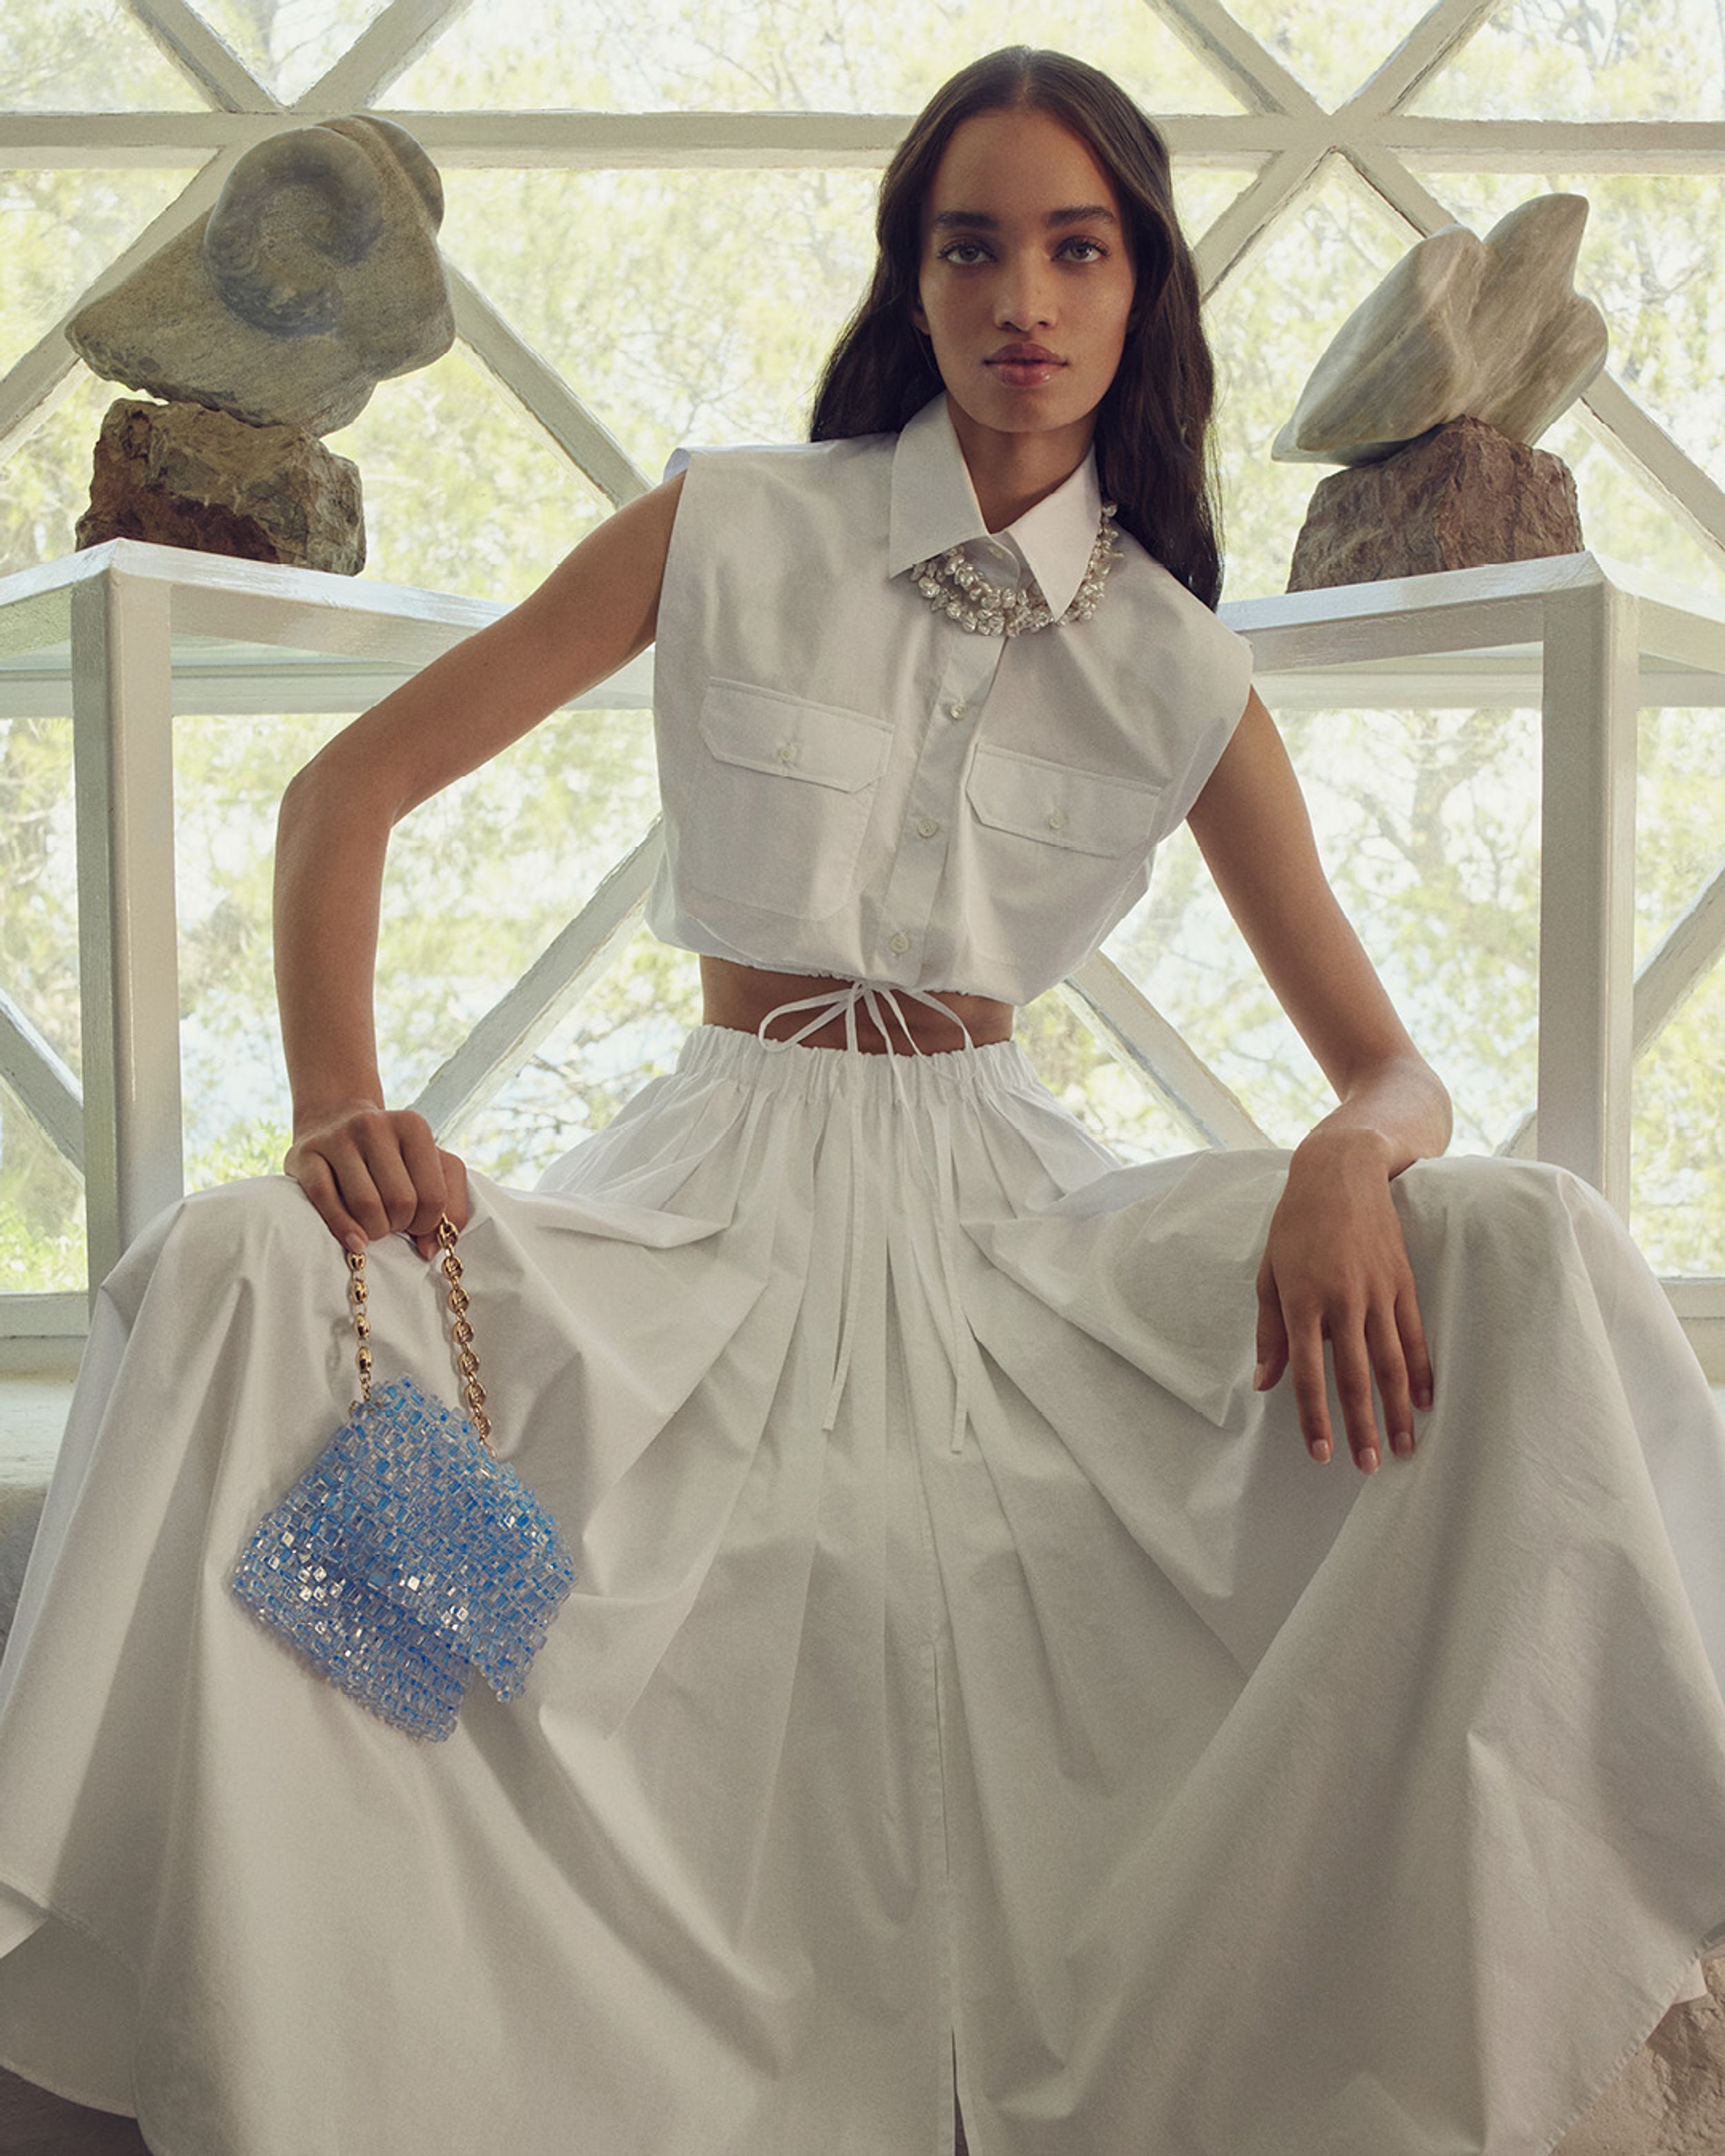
945, 702, 967, 722
1046, 808, 1068, 831
888, 931, 910, 955
776, 742, 799, 764
916, 817, 940, 839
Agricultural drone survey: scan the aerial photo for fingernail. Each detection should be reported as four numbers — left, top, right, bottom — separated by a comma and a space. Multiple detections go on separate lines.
1359, 1446, 1380, 1474
1253, 1361, 1269, 1391
1391, 1430, 1414, 1459
1312, 1438, 1331, 1463
1414, 1383, 1432, 1410
342, 1231, 366, 1255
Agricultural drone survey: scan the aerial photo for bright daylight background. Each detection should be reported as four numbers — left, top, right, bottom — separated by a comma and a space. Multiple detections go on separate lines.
3, 0, 1725, 1301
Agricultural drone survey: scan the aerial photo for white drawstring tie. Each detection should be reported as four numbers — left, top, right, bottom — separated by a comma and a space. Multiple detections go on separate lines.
756, 981, 976, 1453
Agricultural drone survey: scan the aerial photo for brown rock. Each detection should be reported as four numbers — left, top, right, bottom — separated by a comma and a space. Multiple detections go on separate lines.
1557, 1957, 1725, 2155
1285, 414, 1582, 591
75, 396, 364, 573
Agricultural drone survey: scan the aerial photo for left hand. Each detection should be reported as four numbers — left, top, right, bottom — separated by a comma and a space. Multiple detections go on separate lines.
1254, 1131, 1434, 1473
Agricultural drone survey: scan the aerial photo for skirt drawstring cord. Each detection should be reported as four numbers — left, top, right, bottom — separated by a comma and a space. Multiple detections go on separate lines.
756, 982, 976, 1448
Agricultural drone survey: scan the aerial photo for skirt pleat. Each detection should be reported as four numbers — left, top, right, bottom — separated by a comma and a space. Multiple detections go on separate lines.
0, 1022, 1722, 2156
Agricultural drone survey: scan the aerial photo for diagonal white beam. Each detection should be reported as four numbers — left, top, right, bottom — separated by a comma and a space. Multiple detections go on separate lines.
1570, 378, 1725, 568
0, 987, 84, 1172
1194, 140, 1333, 293
1065, 951, 1269, 1149
297, 0, 475, 112
411, 826, 663, 1139
126, 0, 280, 114
1151, 0, 1325, 117
1340, 0, 1500, 120
445, 263, 649, 504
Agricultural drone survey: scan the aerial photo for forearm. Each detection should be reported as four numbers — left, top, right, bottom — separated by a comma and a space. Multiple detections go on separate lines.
1292, 1050, 1452, 1181
273, 750, 393, 1128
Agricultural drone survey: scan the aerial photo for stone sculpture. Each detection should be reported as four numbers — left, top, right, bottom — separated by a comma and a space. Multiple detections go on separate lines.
67, 114, 455, 573
1278, 195, 1608, 591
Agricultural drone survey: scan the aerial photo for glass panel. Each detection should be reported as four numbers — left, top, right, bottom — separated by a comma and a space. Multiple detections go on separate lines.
1411, 0, 1724, 121
1221, 0, 1441, 108
193, 0, 399, 106
1110, 704, 1544, 1157
1, 166, 206, 380
1543, 413, 1725, 610
325, 341, 615, 603
1014, 988, 1200, 1165
0, 369, 120, 578
169, 700, 662, 1188
1420, 171, 1725, 500
435, 165, 878, 484
1205, 157, 1418, 602
392, 0, 1244, 115
0, 711, 83, 1295
0, 1074, 85, 1294
0, 0, 205, 108
1174, 164, 1263, 248
455, 929, 704, 1185
1630, 704, 1725, 1278
1633, 951, 1725, 1275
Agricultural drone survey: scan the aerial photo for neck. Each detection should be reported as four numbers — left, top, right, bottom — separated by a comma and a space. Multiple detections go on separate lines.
946, 395, 1096, 532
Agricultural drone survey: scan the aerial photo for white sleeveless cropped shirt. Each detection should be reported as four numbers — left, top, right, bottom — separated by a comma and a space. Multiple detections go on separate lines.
647, 392, 1254, 1020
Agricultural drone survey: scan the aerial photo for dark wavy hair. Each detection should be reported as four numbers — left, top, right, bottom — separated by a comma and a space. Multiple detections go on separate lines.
808, 47, 1224, 609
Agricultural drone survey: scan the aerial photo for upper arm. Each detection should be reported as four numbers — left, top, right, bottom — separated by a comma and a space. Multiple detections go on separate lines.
1184, 687, 1421, 1097
304, 469, 687, 820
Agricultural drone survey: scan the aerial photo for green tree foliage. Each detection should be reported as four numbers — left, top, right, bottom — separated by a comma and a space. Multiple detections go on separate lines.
3, 0, 1724, 1294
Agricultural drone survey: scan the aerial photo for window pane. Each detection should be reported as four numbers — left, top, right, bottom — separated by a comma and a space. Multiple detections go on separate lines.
194, 0, 400, 106
392, 0, 1243, 115
0, 0, 204, 108
1412, 0, 1724, 121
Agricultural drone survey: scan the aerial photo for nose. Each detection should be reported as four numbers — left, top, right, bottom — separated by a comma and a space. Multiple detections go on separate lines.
994, 247, 1054, 332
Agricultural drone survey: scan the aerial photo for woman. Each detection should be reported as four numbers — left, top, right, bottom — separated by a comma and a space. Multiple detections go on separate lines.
1, 46, 1722, 2156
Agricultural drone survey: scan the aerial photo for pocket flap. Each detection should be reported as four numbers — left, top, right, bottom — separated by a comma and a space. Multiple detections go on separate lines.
965, 745, 1163, 857
699, 680, 891, 793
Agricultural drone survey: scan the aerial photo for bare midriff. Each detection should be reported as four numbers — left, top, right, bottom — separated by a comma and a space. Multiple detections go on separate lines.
699, 956, 1016, 1054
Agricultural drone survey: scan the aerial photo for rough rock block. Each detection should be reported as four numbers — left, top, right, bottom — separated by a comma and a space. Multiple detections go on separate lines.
1557, 1956, 1725, 2155
75, 396, 364, 573
1286, 415, 1582, 591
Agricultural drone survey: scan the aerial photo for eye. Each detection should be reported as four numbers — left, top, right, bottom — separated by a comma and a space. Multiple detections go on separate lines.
1058, 237, 1107, 263
936, 239, 991, 266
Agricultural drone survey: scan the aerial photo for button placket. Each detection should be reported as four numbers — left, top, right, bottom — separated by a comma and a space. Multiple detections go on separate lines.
874, 631, 1002, 973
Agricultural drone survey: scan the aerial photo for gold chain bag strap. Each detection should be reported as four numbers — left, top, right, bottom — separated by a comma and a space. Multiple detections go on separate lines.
230, 1215, 576, 1741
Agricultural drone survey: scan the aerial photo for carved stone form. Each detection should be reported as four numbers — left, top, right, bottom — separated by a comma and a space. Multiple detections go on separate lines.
1285, 416, 1581, 592
1275, 196, 1608, 468
75, 397, 364, 575
66, 115, 453, 437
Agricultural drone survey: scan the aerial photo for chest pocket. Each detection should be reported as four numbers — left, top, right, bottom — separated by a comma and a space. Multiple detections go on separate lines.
963, 742, 1166, 971
676, 678, 892, 919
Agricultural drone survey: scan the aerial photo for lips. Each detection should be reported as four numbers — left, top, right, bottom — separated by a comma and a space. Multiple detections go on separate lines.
985, 344, 1065, 387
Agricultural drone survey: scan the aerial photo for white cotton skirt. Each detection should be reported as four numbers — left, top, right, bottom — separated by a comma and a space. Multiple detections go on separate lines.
1, 1021, 1723, 2156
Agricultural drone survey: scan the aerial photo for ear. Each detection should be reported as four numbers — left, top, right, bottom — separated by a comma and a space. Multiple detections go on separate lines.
909, 287, 929, 336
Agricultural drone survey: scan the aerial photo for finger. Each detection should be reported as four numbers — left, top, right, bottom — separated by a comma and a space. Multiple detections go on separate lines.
350, 1114, 422, 1236
392, 1114, 451, 1244
1328, 1323, 1383, 1473
1285, 1313, 1335, 1464
1366, 1301, 1416, 1458
440, 1151, 471, 1234
318, 1138, 393, 1245
1398, 1283, 1435, 1415
1254, 1257, 1289, 1394
286, 1149, 369, 1253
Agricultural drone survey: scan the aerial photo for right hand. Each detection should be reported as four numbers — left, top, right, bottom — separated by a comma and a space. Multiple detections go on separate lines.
285, 1102, 470, 1260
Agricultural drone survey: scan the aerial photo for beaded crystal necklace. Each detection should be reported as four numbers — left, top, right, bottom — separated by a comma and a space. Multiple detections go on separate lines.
910, 503, 1122, 637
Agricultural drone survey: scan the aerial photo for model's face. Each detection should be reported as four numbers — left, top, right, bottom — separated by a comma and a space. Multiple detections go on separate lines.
910, 106, 1135, 465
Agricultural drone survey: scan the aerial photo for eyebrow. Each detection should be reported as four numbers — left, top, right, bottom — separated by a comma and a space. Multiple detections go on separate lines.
930, 206, 1119, 233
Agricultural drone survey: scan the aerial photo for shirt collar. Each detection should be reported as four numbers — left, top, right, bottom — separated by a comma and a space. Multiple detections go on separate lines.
887, 394, 1105, 622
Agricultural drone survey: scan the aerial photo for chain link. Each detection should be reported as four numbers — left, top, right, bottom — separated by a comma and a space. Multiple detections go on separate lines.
345, 1216, 492, 1452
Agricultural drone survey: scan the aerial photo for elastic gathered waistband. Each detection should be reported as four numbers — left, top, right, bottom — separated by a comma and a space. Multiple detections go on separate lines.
676, 1020, 1038, 1104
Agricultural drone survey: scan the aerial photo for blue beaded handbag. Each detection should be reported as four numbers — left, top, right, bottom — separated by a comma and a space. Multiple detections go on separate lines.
230, 1217, 576, 1741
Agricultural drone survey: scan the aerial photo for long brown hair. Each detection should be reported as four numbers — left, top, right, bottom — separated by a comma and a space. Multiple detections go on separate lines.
809, 47, 1224, 609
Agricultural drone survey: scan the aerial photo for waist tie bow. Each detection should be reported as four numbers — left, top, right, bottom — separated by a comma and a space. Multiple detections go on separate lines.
756, 981, 977, 1454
